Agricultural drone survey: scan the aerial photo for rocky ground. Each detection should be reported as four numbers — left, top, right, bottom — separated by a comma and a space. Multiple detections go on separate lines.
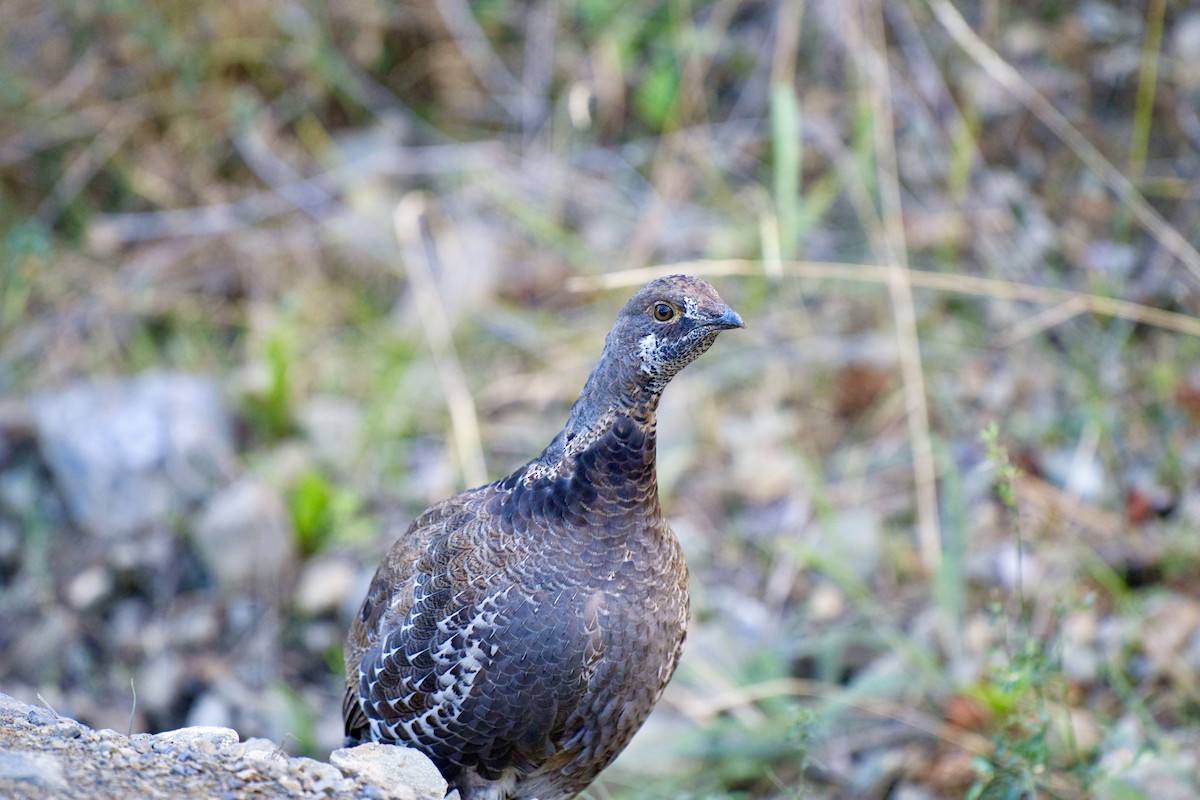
0, 693, 446, 800
0, 374, 359, 757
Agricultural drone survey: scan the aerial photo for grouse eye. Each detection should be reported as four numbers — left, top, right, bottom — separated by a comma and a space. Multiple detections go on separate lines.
652, 302, 676, 322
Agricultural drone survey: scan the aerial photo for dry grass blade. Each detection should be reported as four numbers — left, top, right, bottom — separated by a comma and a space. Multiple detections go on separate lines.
858, 0, 941, 575
996, 296, 1090, 347
520, 0, 558, 145
393, 194, 488, 489
87, 142, 501, 248
36, 110, 140, 225
926, 0, 1200, 284
569, 260, 1200, 338
1015, 474, 1125, 541
436, 0, 524, 118
36, 693, 62, 719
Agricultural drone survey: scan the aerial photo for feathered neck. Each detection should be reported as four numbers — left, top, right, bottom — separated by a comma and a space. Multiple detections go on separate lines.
525, 334, 660, 483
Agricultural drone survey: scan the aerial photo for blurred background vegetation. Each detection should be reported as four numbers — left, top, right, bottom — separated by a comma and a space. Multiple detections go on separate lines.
3, 0, 1200, 797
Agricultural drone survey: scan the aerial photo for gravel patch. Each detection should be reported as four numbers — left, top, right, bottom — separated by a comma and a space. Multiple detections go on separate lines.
0, 693, 442, 800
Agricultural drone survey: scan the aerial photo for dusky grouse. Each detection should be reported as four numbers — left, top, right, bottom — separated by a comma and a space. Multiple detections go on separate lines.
344, 275, 743, 800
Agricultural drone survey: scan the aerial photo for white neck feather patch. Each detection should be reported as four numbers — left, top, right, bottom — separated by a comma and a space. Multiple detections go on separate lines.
638, 332, 663, 375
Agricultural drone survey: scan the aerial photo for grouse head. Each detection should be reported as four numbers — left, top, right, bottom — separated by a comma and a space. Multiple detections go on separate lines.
571, 275, 743, 424
617, 274, 744, 388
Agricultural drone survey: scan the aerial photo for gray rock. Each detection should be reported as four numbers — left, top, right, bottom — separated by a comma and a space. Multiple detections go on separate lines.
51, 720, 83, 739
240, 736, 279, 752
66, 564, 112, 610
330, 742, 446, 800
154, 725, 241, 750
299, 395, 364, 471
293, 757, 347, 792
967, 542, 1043, 590
1175, 13, 1200, 88
12, 608, 72, 674
295, 556, 358, 616
192, 477, 296, 593
106, 598, 151, 658
0, 519, 22, 572
31, 373, 236, 538
185, 691, 233, 730
1042, 447, 1106, 503
0, 459, 40, 518
21, 702, 58, 728
1095, 750, 1200, 800
239, 737, 283, 761
163, 603, 220, 649
1062, 640, 1100, 683
129, 733, 154, 754
1079, 0, 1137, 43
134, 656, 183, 715
892, 785, 937, 800
827, 507, 881, 582
0, 750, 67, 792
0, 691, 428, 798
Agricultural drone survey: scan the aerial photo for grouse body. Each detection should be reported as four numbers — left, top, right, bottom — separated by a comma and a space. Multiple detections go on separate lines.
344, 275, 743, 800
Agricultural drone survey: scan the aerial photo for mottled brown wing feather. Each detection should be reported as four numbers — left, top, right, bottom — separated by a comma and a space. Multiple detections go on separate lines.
348, 471, 616, 776
343, 494, 477, 743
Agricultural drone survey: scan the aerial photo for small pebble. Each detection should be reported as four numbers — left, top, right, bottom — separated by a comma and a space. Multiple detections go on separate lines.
155, 724, 241, 750
238, 737, 280, 759
278, 775, 303, 794
26, 707, 55, 726
53, 720, 83, 738
331, 743, 444, 800
66, 565, 112, 610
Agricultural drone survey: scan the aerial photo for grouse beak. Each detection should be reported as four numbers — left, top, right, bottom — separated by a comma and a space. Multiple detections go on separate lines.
707, 307, 746, 331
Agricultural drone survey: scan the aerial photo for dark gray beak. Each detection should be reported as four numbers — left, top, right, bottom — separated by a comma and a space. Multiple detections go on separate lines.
708, 307, 745, 331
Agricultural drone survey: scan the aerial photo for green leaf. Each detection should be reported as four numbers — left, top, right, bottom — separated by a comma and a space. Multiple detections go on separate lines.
290, 470, 335, 557
770, 84, 801, 258
634, 60, 679, 131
